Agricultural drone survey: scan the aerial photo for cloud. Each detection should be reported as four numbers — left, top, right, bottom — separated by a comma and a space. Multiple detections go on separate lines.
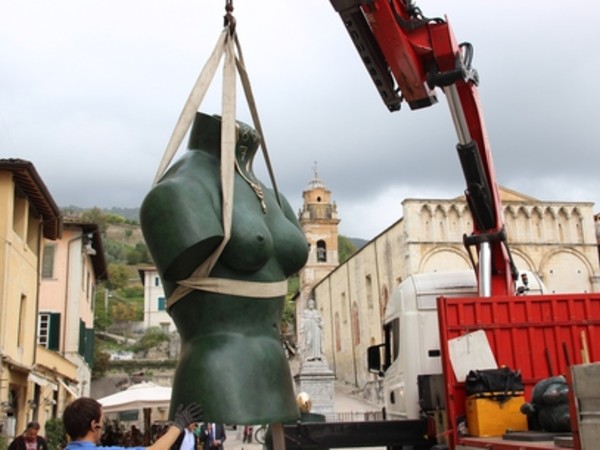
2, 0, 599, 240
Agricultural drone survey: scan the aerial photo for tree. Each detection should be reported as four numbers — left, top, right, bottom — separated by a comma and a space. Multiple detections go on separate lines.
103, 241, 127, 264
92, 341, 111, 380
94, 286, 112, 330
338, 235, 357, 263
106, 263, 130, 290
111, 302, 140, 322
110, 301, 140, 337
126, 242, 152, 265
45, 418, 66, 450
281, 275, 299, 334
122, 285, 144, 299
81, 207, 108, 234
131, 327, 170, 355
105, 213, 127, 224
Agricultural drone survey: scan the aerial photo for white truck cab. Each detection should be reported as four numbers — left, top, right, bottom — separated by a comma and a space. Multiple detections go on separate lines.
368, 270, 545, 420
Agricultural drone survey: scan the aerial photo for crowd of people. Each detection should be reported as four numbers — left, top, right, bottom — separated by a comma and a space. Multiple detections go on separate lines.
170, 422, 226, 450
8, 398, 203, 450
8, 399, 232, 450
99, 419, 227, 450
100, 423, 147, 446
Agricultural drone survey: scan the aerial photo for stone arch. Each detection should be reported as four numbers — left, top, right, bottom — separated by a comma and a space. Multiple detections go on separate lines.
419, 247, 471, 273
570, 207, 585, 244
557, 206, 572, 219
544, 206, 558, 220
543, 207, 557, 243
515, 206, 530, 242
504, 205, 517, 218
531, 207, 543, 241
461, 203, 473, 231
510, 250, 537, 274
507, 206, 529, 242
557, 208, 570, 243
448, 204, 461, 238
421, 204, 434, 241
539, 248, 595, 293
504, 206, 518, 241
522, 205, 532, 219
434, 204, 447, 241
316, 239, 327, 262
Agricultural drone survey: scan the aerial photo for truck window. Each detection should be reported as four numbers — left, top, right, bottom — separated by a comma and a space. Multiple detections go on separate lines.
384, 318, 401, 367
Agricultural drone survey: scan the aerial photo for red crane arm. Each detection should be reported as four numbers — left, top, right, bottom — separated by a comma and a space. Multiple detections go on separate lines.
330, 0, 517, 295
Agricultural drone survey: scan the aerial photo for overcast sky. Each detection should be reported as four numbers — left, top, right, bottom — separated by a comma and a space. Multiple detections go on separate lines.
2, 1, 599, 240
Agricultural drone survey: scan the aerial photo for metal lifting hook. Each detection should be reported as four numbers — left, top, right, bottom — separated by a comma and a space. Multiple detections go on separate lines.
224, 0, 236, 34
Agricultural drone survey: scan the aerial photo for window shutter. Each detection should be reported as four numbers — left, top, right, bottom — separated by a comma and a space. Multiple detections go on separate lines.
78, 320, 86, 356
85, 328, 95, 367
48, 313, 61, 350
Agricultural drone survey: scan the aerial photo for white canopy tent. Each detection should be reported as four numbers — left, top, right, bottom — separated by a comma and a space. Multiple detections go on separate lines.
97, 382, 172, 413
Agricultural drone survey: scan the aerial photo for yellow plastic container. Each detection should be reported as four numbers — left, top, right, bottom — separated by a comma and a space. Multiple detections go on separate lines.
466, 394, 528, 437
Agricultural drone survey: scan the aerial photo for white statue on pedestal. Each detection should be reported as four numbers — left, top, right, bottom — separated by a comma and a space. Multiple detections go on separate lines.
300, 298, 323, 362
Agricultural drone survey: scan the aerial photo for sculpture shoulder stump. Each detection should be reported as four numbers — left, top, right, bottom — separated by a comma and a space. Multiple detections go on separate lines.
141, 112, 308, 424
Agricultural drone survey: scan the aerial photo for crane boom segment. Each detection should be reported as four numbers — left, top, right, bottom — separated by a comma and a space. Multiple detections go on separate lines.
330, 0, 516, 295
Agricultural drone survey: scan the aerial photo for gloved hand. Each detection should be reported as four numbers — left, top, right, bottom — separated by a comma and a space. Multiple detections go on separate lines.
173, 402, 204, 430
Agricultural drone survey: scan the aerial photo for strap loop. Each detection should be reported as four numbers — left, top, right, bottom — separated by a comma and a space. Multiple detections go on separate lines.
151, 25, 283, 309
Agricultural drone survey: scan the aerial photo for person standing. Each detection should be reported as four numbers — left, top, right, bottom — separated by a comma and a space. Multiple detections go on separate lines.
62, 397, 202, 450
171, 423, 197, 450
199, 423, 226, 450
242, 426, 252, 444
8, 422, 49, 450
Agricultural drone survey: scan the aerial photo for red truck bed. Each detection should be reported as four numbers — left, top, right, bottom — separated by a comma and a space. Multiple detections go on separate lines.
458, 435, 566, 449
437, 292, 600, 450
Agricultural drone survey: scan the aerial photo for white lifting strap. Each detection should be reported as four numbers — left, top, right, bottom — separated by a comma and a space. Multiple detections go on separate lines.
151, 27, 280, 308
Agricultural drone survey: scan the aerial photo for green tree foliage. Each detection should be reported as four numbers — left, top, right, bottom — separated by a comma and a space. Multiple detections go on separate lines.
126, 242, 152, 265
338, 235, 357, 263
106, 263, 130, 290
122, 285, 144, 299
282, 297, 296, 334
94, 286, 112, 330
131, 327, 169, 354
92, 340, 111, 379
81, 207, 109, 234
45, 418, 66, 450
105, 213, 127, 224
282, 275, 300, 334
111, 302, 140, 322
103, 240, 127, 264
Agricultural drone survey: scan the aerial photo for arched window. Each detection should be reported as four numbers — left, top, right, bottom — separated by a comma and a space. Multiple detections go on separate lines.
316, 240, 327, 262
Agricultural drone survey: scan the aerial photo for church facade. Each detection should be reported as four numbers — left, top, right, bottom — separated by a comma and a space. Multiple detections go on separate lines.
298, 180, 600, 394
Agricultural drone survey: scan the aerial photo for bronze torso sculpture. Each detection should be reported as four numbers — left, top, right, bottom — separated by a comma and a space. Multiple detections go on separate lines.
141, 113, 308, 424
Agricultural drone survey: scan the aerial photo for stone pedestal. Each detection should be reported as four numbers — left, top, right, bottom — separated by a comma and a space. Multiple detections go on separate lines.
294, 360, 335, 420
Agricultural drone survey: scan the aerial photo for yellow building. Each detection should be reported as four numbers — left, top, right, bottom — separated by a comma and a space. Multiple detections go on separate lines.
39, 217, 108, 404
0, 159, 61, 437
0, 159, 108, 438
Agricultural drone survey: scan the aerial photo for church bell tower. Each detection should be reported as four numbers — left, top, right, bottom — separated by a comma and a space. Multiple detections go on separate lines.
297, 163, 340, 318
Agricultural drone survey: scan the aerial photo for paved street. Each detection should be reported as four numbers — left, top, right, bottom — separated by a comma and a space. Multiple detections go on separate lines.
224, 383, 383, 450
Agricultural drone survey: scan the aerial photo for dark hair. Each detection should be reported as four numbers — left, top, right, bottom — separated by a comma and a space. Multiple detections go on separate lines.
63, 398, 102, 440
26, 422, 41, 431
